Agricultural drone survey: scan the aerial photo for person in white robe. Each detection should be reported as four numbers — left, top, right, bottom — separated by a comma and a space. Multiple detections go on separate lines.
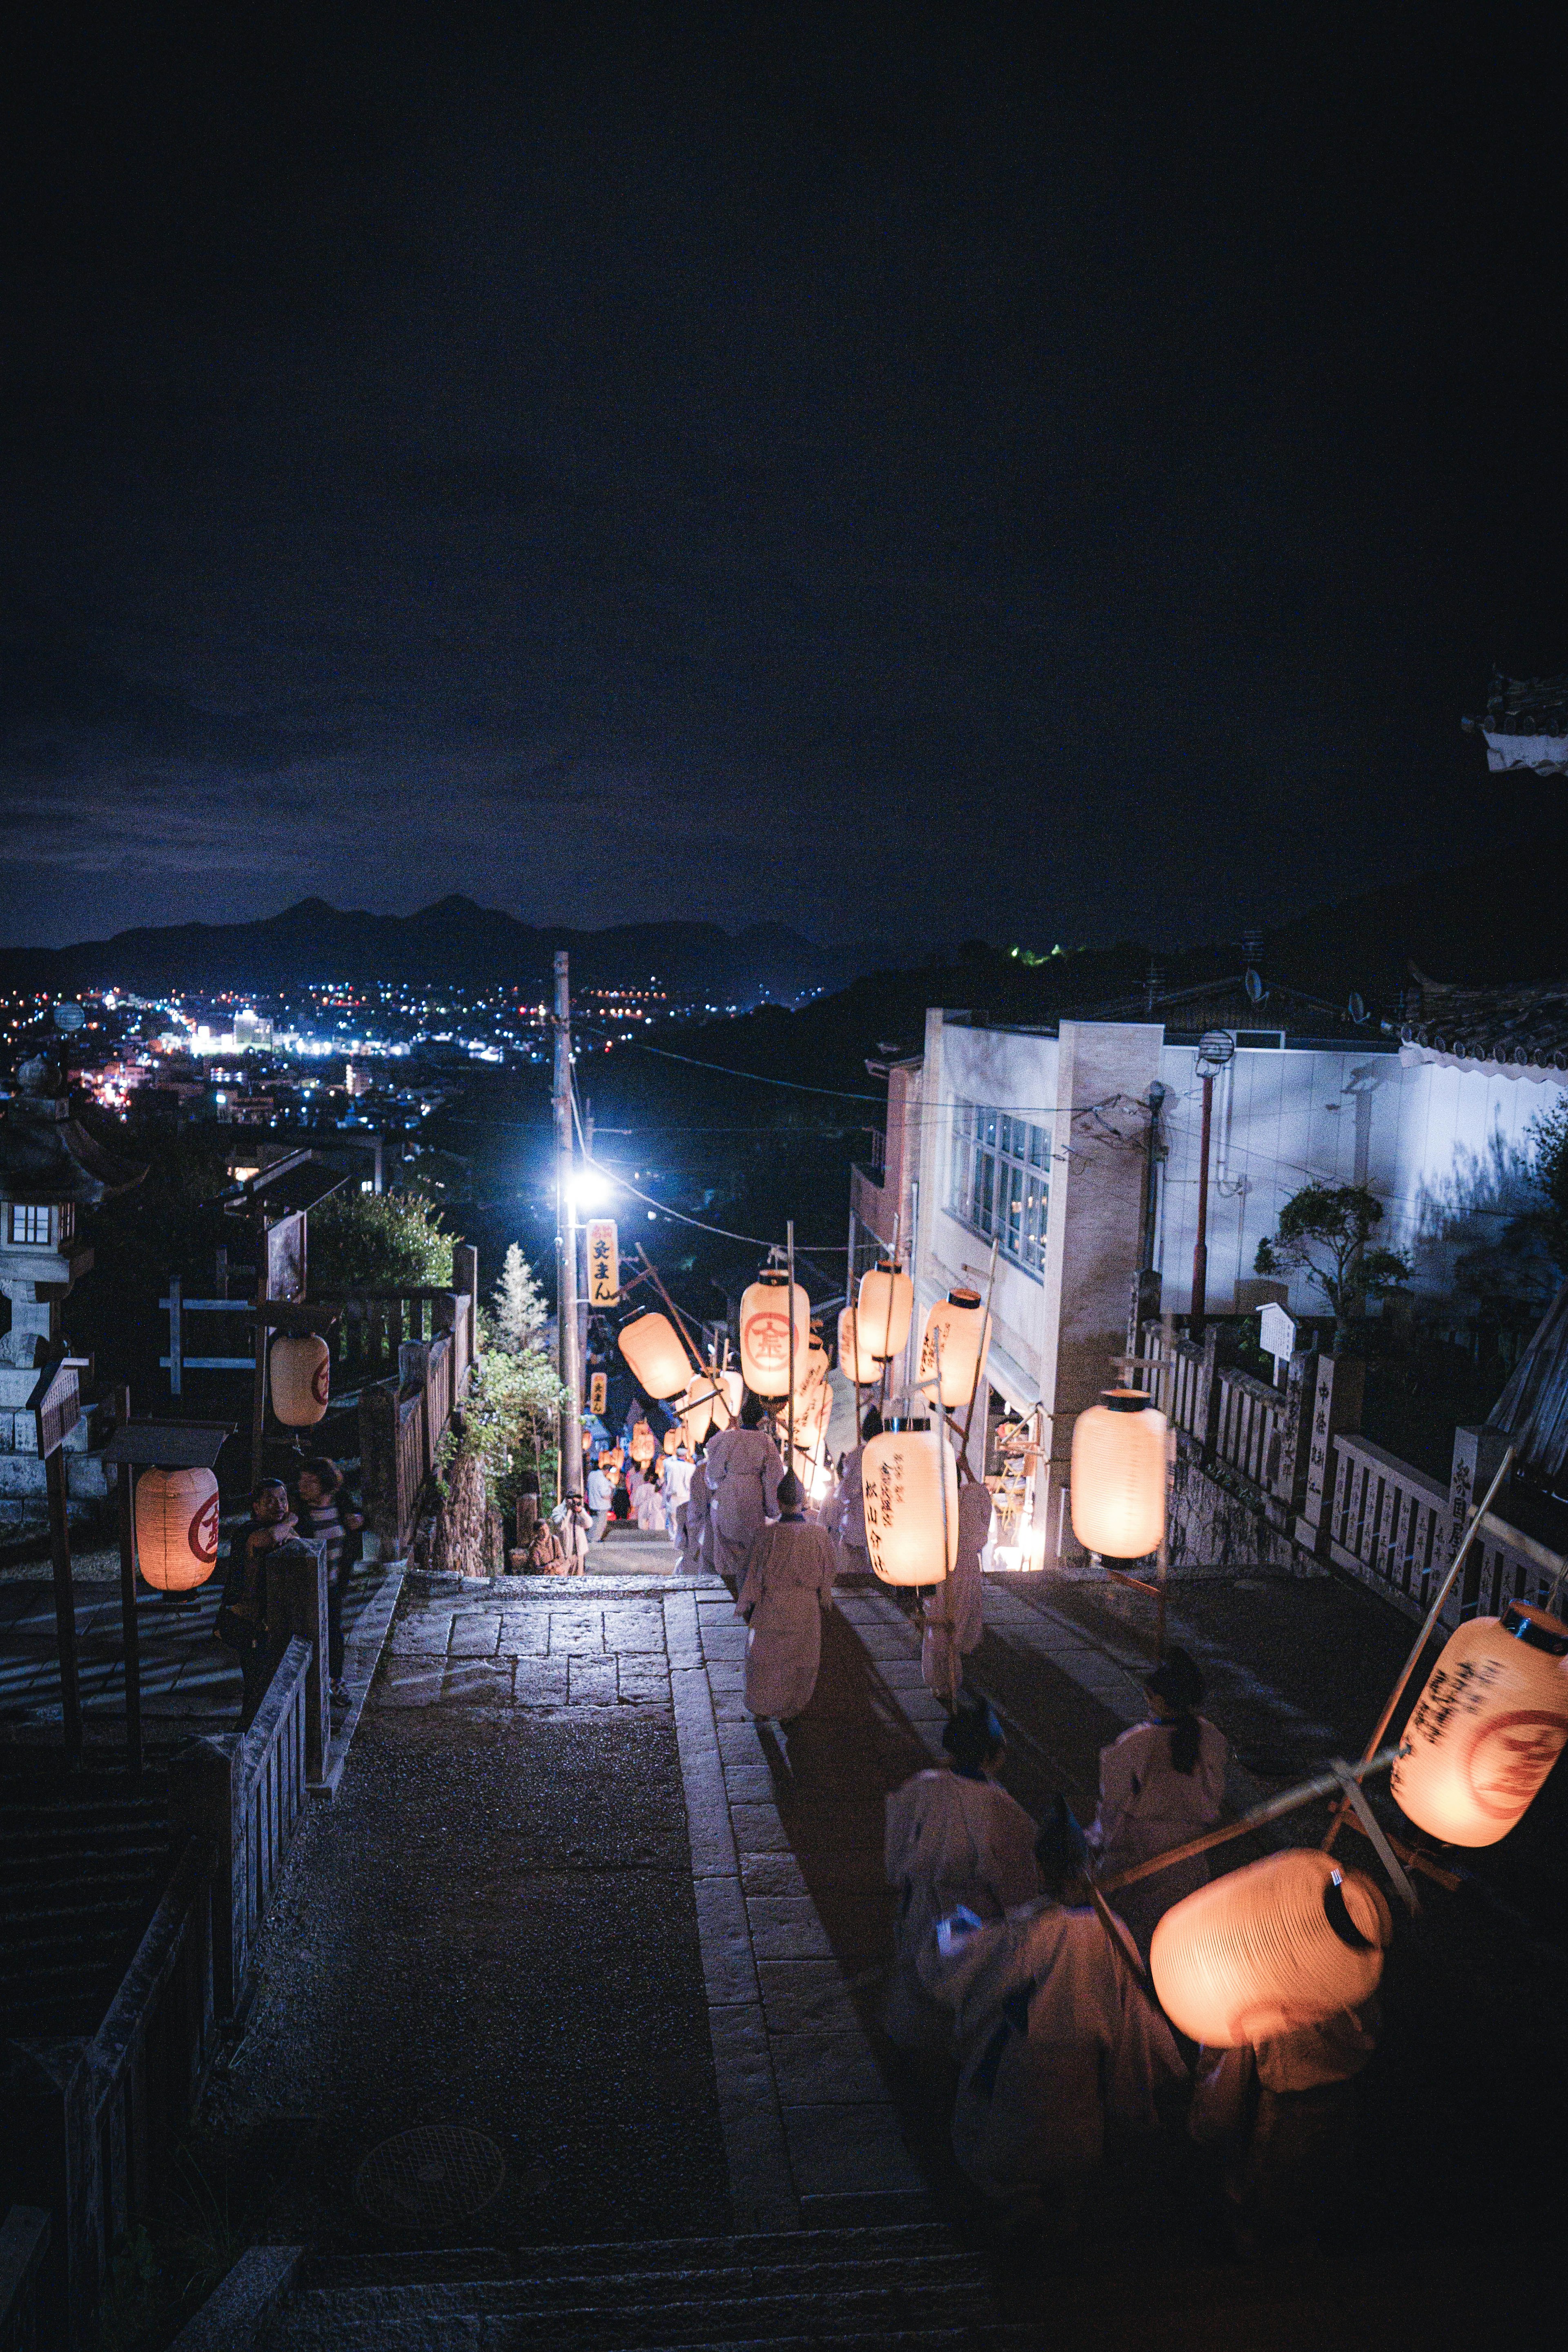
922, 1800, 1185, 2221
1087, 1646, 1228, 1960
706, 1393, 784, 1581
735, 1472, 837, 1719
922, 1469, 992, 1698
823, 1408, 881, 1576
635, 1465, 666, 1531
678, 1445, 711, 1573
883, 1699, 1038, 2050
663, 1446, 694, 1543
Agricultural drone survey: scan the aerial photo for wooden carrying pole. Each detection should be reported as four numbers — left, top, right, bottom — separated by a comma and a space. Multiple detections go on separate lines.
1322, 1442, 1515, 1855
1099, 1746, 1401, 1894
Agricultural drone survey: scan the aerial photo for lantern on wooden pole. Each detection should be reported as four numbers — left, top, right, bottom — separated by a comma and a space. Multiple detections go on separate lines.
858, 1261, 913, 1365
919, 1288, 988, 1411
269, 1332, 332, 1427
862, 1410, 958, 1587
616, 1309, 691, 1401
837, 1307, 880, 1388
134, 1464, 223, 1594
1149, 1849, 1392, 2048
1391, 1600, 1568, 1846
739, 1264, 808, 1399
1070, 1388, 1167, 1562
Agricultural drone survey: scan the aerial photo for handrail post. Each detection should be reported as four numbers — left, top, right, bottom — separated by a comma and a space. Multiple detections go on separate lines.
265, 1539, 329, 1783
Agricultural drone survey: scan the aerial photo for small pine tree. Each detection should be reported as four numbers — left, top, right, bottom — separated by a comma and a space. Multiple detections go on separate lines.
492, 1243, 548, 1357
1254, 1182, 1411, 1348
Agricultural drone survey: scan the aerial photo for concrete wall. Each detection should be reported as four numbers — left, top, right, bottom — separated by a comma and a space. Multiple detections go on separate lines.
1153, 1041, 1567, 1318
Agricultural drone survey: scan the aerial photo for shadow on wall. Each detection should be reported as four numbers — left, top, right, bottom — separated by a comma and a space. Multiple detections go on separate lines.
1412, 1125, 1559, 1326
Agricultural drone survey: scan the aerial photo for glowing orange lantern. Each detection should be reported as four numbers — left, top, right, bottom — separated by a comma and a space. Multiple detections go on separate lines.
918, 1288, 988, 1409
862, 1417, 958, 1586
662, 1425, 679, 1454
1070, 1389, 1167, 1559
629, 1420, 656, 1465
858, 1263, 913, 1361
617, 1309, 691, 1399
1149, 1851, 1392, 2047
135, 1466, 221, 1594
1392, 1601, 1568, 1847
270, 1333, 331, 1427
739, 1269, 809, 1398
837, 1307, 881, 1387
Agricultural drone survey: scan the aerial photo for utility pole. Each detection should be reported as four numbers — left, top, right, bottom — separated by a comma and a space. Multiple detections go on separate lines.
552, 949, 584, 1499
1190, 1031, 1234, 1339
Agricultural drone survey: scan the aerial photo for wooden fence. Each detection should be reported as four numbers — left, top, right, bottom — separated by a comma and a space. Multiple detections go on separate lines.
169, 1638, 312, 2022
360, 1322, 470, 1553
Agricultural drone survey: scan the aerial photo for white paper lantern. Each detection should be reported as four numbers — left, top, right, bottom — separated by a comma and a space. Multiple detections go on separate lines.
617, 1309, 691, 1399
1070, 1389, 1167, 1559
135, 1466, 221, 1594
270, 1332, 331, 1428
1149, 1851, 1392, 2048
837, 1307, 881, 1388
629, 1419, 656, 1465
662, 1425, 679, 1454
1392, 1601, 1568, 1847
858, 1263, 913, 1361
862, 1419, 959, 1586
739, 1270, 809, 1398
918, 1288, 988, 1409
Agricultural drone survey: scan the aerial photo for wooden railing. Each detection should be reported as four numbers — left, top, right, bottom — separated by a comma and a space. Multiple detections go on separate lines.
170, 1639, 312, 2022
1214, 1365, 1288, 1493
1327, 1435, 1450, 1613
85, 1840, 214, 2303
360, 1333, 466, 1555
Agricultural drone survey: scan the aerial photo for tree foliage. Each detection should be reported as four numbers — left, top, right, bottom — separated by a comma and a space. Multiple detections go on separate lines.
1254, 1182, 1411, 1341
490, 1241, 549, 1356
308, 1186, 452, 1291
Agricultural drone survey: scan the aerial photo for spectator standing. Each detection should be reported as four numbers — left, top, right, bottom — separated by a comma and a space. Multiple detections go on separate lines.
552, 1491, 592, 1571
586, 1456, 613, 1543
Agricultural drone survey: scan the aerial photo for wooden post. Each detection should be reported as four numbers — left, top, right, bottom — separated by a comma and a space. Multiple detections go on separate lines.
265, 1539, 329, 1783
251, 1210, 269, 1488
169, 1733, 239, 2018
116, 1461, 142, 1780
167, 1274, 183, 1398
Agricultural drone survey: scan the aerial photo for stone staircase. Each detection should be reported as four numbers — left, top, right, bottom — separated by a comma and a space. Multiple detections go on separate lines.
257, 2223, 1023, 2351
0, 1756, 172, 2038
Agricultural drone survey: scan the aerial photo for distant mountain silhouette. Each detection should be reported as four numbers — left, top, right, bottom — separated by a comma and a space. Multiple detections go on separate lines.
0, 898, 907, 1004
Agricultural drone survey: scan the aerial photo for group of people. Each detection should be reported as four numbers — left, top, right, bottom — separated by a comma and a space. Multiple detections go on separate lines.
884, 1673, 1385, 2248
216, 1456, 364, 1722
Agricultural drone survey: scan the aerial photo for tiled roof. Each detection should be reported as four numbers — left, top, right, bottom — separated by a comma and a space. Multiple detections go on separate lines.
1400, 972, 1568, 1076
1462, 670, 1568, 771
1060, 975, 1394, 1045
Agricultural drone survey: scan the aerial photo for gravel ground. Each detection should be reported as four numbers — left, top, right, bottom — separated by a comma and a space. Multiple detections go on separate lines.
202, 1699, 731, 2250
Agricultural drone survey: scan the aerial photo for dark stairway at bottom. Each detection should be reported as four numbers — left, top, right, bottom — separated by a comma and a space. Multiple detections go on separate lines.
259, 2222, 1032, 2351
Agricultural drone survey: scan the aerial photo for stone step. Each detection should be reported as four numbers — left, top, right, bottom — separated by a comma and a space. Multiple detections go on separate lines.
0, 1887, 154, 1940
0, 1848, 167, 1890
299, 2222, 964, 2289
266, 2308, 1011, 2352
289, 2254, 989, 2316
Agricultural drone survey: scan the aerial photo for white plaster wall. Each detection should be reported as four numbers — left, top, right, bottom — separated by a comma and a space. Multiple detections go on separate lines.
1154, 1043, 1568, 1316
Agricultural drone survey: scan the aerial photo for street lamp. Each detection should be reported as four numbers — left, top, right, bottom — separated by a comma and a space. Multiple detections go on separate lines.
1191, 1029, 1234, 1335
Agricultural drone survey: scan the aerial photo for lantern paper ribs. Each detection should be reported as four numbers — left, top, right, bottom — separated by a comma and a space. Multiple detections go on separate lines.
135, 1465, 222, 1593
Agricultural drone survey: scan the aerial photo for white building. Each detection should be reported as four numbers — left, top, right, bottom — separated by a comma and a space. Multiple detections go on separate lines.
851, 988, 1568, 1567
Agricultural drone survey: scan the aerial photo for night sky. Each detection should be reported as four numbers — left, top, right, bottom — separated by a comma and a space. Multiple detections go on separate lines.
3, 5, 1565, 952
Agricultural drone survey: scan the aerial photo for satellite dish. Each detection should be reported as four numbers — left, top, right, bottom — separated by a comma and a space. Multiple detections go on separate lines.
1244, 967, 1265, 1004
1196, 1028, 1235, 1075
1347, 991, 1367, 1025
53, 1002, 86, 1033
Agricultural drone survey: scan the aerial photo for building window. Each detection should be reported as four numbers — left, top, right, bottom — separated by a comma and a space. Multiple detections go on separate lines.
949, 1099, 1049, 1273
9, 1203, 51, 1246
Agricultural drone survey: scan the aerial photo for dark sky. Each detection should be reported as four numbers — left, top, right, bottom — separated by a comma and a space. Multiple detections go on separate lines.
2, 4, 1565, 952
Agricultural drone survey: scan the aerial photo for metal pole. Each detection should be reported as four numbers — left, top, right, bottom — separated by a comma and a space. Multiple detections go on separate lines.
935, 1328, 960, 1712
1156, 1308, 1174, 1659
1323, 1443, 1515, 1854
553, 949, 584, 1501
1191, 1071, 1214, 1336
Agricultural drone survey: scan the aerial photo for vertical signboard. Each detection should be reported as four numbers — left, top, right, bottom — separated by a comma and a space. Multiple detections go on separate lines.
586, 1220, 619, 1307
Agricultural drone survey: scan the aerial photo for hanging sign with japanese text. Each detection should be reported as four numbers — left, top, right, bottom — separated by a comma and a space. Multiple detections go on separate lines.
586, 1220, 619, 1307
